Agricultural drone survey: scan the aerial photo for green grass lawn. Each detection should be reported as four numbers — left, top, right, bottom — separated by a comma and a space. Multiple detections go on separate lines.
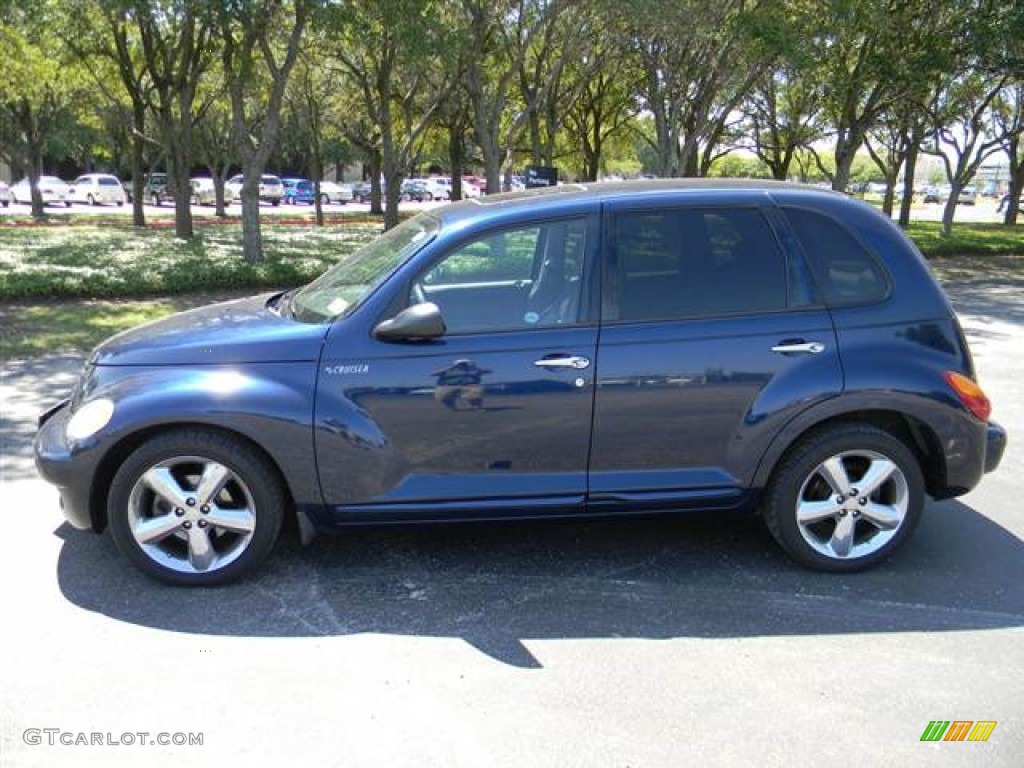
0, 296, 220, 359
903, 221, 1024, 257
1, 216, 1022, 360
0, 220, 382, 300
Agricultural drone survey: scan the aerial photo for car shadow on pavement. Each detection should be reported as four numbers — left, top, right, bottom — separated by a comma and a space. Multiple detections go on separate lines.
54, 500, 1023, 668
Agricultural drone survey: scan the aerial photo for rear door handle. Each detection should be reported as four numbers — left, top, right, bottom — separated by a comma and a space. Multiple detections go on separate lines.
534, 355, 591, 370
771, 341, 825, 355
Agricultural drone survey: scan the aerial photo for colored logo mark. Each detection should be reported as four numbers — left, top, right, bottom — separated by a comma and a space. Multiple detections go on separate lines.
920, 720, 997, 742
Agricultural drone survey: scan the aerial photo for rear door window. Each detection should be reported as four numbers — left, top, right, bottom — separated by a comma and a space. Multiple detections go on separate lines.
611, 207, 792, 321
782, 207, 891, 306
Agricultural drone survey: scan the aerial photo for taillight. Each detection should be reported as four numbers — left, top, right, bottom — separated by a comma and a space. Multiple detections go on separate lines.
944, 371, 991, 422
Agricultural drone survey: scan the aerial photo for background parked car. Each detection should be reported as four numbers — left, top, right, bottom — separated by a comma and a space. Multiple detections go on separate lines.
0, 181, 10, 207
282, 178, 315, 205
144, 173, 174, 206
417, 177, 451, 200
400, 179, 434, 202
316, 180, 353, 204
189, 178, 233, 206
350, 181, 374, 203
957, 185, 977, 205
226, 174, 284, 205
11, 176, 72, 206
462, 176, 487, 196
68, 173, 126, 206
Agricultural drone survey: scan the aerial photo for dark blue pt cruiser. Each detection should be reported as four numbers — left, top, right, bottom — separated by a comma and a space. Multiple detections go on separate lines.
35, 180, 1007, 584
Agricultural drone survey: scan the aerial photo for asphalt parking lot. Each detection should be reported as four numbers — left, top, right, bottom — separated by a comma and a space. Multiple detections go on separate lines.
1, 269, 1021, 766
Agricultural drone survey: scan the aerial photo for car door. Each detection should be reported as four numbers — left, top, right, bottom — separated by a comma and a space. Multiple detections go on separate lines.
315, 214, 601, 521
589, 201, 843, 510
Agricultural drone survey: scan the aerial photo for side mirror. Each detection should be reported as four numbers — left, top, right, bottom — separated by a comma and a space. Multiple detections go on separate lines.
373, 302, 446, 342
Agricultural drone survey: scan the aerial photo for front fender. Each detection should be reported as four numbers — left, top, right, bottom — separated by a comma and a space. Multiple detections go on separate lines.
87, 363, 322, 511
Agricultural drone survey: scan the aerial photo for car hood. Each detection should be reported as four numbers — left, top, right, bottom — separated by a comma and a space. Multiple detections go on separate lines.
90, 293, 328, 367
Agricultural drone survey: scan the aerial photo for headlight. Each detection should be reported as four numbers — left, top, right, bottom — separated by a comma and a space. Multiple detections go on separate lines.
66, 398, 115, 441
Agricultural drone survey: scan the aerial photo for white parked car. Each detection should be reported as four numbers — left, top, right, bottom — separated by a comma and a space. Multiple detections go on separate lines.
226, 173, 284, 205
10, 176, 72, 206
190, 178, 233, 206
316, 181, 353, 204
407, 177, 450, 201
0, 181, 10, 207
69, 173, 127, 206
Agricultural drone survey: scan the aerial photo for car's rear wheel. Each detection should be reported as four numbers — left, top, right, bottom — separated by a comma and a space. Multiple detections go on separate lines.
763, 424, 924, 572
108, 429, 285, 586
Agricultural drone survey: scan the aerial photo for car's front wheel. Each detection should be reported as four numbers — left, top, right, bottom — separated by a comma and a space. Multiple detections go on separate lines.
108, 429, 285, 586
763, 424, 924, 572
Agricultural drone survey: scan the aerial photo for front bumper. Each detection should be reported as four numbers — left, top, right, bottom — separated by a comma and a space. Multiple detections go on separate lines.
985, 421, 1007, 474
34, 400, 100, 531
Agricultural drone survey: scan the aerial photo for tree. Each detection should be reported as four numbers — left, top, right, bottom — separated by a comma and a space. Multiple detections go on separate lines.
193, 94, 234, 218
562, 31, 639, 181
924, 72, 1019, 235
65, 0, 157, 227
995, 83, 1024, 225
135, 1, 218, 239
459, 0, 558, 193
518, 2, 592, 169
283, 40, 348, 226
802, 0, 953, 193
744, 66, 824, 181
218, 0, 310, 263
328, 0, 454, 228
0, 2, 89, 218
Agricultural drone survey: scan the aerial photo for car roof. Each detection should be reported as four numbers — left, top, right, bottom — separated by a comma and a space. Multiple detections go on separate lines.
434, 178, 845, 227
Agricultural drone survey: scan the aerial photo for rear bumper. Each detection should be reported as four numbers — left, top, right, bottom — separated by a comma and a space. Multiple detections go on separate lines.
985, 421, 1007, 474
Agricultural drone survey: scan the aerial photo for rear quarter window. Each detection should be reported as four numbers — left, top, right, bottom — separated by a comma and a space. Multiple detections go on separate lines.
782, 207, 891, 306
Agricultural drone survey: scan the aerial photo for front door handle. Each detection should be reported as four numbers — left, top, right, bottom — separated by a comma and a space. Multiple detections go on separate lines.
771, 341, 825, 355
534, 355, 591, 370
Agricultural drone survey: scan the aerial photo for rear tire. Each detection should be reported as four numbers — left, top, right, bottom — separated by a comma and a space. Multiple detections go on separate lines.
763, 424, 925, 572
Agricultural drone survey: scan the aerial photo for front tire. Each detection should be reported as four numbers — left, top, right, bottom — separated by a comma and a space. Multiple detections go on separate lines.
107, 429, 285, 586
763, 424, 924, 572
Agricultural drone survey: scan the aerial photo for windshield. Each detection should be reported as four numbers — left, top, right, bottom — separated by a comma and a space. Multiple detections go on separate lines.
291, 213, 440, 323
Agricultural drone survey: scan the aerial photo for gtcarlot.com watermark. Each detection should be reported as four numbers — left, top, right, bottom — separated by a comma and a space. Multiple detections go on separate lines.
23, 729, 203, 747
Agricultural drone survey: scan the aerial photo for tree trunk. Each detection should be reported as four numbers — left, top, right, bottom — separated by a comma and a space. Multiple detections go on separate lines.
239, 168, 263, 262
130, 100, 147, 227
369, 150, 383, 215
383, 169, 402, 230
207, 165, 229, 218
1004, 135, 1024, 226
832, 139, 856, 193
167, 144, 193, 239
898, 144, 919, 228
312, 145, 324, 227
448, 128, 464, 200
1004, 171, 1023, 226
940, 183, 961, 237
881, 170, 899, 217
27, 160, 45, 220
